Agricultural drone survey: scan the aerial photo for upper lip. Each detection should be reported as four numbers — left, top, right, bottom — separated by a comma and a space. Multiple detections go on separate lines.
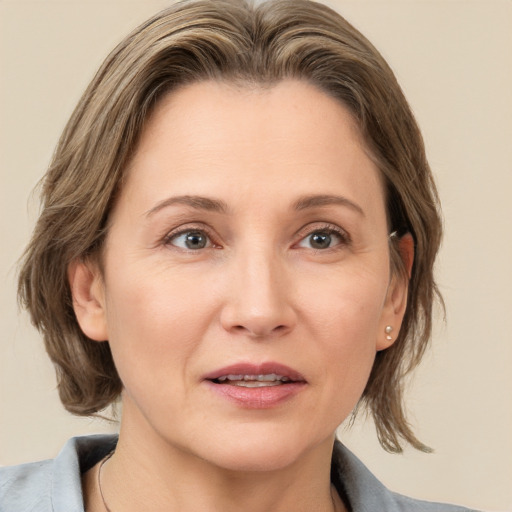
203, 362, 306, 383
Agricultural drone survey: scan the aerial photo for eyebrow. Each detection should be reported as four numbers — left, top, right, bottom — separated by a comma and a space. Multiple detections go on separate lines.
145, 195, 229, 217
145, 193, 364, 218
293, 194, 365, 216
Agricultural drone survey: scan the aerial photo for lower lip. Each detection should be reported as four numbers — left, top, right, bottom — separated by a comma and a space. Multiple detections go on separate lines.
204, 381, 306, 409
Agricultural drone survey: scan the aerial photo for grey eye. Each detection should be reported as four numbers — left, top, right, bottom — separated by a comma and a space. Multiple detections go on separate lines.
170, 230, 210, 250
298, 230, 342, 250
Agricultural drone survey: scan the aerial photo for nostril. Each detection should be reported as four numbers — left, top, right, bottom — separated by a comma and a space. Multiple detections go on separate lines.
220, 301, 296, 338
230, 323, 288, 337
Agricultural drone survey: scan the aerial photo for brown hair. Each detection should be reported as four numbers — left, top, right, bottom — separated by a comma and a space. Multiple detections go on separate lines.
18, 0, 442, 453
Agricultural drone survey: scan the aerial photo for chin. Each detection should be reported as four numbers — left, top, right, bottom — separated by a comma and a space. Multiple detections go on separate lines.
207, 445, 303, 473
193, 426, 330, 473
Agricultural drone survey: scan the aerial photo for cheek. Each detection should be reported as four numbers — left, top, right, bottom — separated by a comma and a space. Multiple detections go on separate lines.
301, 266, 388, 407
102, 265, 216, 393
302, 261, 388, 339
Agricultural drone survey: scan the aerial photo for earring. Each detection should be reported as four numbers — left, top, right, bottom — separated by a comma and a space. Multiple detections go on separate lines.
385, 325, 393, 341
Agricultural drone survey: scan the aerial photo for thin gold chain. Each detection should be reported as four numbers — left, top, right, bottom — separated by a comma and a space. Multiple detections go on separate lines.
96, 451, 342, 512
97, 451, 115, 512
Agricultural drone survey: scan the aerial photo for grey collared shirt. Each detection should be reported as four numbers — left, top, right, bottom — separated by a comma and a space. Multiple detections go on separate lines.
0, 435, 479, 511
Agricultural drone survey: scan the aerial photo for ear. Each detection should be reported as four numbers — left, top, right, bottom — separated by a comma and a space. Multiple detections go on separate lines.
377, 233, 414, 351
68, 259, 108, 342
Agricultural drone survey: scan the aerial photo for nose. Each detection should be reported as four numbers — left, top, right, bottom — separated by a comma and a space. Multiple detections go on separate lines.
220, 245, 297, 339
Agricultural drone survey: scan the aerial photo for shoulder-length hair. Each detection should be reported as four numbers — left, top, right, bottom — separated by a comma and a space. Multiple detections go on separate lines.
18, 0, 442, 453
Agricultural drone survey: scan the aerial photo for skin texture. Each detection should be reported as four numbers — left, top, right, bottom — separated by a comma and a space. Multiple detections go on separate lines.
71, 80, 411, 512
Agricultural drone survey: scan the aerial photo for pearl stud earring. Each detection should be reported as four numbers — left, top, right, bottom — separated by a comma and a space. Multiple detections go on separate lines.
385, 325, 393, 341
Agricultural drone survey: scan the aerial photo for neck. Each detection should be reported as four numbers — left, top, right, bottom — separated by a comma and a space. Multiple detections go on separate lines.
96, 405, 345, 512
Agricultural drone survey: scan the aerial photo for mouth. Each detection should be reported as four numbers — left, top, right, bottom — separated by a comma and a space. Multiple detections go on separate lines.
213, 373, 294, 387
203, 362, 307, 408
204, 362, 306, 385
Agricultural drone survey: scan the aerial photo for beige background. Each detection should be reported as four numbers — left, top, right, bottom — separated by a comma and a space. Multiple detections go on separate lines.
1, 1, 511, 511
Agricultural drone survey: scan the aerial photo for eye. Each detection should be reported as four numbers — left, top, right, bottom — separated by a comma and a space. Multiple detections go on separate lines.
166, 229, 212, 250
296, 227, 347, 250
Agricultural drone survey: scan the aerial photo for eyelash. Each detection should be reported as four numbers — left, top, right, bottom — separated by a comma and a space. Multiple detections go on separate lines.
162, 224, 219, 251
294, 223, 351, 251
162, 222, 351, 252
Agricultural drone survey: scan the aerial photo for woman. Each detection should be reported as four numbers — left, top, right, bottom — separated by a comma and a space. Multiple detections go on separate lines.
0, 0, 479, 510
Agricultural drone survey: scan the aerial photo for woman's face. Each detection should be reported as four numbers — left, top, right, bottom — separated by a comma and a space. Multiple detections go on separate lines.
72, 80, 409, 472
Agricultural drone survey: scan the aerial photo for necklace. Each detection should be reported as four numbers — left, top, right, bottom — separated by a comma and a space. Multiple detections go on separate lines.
97, 451, 115, 512
96, 452, 342, 512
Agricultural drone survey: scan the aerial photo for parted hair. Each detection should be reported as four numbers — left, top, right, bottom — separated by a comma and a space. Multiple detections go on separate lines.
18, 0, 442, 453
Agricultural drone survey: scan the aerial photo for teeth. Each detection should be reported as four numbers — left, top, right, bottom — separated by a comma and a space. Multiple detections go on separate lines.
216, 373, 291, 383
232, 380, 283, 387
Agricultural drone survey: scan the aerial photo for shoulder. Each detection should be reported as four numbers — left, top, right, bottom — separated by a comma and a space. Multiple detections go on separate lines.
0, 459, 53, 512
332, 441, 480, 512
388, 492, 479, 512
0, 434, 117, 512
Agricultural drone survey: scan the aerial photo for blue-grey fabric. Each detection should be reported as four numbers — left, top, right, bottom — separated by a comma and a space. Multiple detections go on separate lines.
0, 435, 479, 511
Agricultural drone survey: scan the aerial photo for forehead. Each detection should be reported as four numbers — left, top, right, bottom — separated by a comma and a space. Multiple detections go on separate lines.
119, 79, 385, 218
139, 79, 367, 158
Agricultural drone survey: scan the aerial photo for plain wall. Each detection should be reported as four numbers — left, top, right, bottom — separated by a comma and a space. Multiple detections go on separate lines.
1, 1, 511, 511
